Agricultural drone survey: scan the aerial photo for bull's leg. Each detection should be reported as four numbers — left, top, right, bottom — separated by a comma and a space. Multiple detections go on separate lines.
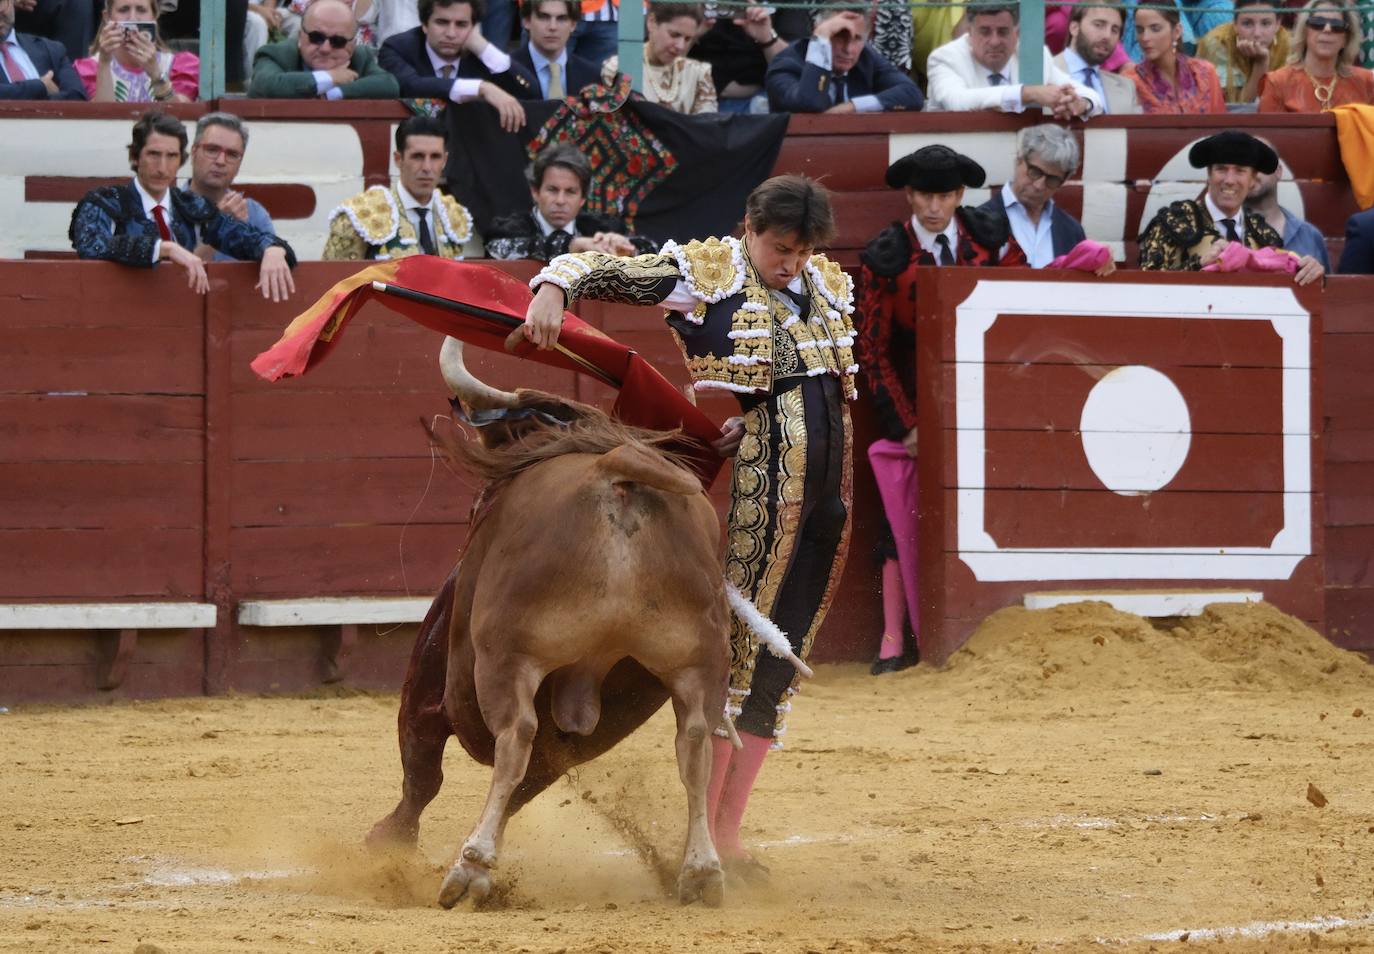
367, 572, 457, 849
438, 657, 543, 909
667, 666, 724, 907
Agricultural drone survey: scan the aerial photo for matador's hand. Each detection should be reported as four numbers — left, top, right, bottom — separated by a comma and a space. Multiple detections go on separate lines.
712, 416, 745, 458
523, 282, 566, 350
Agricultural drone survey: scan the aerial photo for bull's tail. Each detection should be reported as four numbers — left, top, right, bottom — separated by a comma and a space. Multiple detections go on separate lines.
593, 442, 701, 496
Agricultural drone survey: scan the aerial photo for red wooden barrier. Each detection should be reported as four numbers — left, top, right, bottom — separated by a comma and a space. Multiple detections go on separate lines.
1, 261, 1370, 703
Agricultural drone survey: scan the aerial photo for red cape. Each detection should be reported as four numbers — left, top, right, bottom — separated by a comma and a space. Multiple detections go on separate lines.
250, 257, 724, 485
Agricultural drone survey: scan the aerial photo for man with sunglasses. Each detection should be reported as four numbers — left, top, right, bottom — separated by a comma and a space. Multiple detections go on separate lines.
979, 124, 1091, 269
249, 0, 400, 99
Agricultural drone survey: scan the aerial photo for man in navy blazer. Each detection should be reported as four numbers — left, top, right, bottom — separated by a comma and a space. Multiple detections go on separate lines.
978, 124, 1087, 267
0, 0, 85, 100
380, 0, 538, 131
765, 7, 923, 113
512, 0, 602, 99
1338, 208, 1374, 275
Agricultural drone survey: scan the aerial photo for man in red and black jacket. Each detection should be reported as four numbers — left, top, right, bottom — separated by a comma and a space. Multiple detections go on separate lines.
854, 144, 1024, 675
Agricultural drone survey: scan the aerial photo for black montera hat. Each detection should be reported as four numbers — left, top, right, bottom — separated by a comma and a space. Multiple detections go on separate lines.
885, 144, 987, 192
1187, 130, 1279, 174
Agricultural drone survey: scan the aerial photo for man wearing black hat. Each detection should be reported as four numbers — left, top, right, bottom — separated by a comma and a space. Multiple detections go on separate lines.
1138, 130, 1324, 285
851, 144, 1025, 676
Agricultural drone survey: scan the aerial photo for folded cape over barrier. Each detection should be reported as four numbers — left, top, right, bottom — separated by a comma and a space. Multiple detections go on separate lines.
250, 256, 725, 485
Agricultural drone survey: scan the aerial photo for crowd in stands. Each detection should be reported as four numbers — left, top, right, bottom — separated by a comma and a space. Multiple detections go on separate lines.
3, 0, 1373, 274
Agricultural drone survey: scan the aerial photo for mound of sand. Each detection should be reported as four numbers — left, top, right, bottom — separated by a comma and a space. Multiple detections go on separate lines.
937, 600, 1374, 696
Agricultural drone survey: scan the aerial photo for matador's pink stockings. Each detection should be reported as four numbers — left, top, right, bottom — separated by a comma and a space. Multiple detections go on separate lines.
707, 731, 772, 859
879, 558, 906, 660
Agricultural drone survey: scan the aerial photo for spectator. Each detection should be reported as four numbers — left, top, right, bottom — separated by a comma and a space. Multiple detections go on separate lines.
1258, 0, 1374, 112
689, 3, 800, 111
69, 112, 296, 300
322, 115, 473, 261
10, 0, 96, 64
0, 0, 86, 99
1046, 2, 1129, 71
1196, 0, 1291, 105
602, 3, 716, 114
1123, 4, 1225, 113
485, 144, 657, 260
1054, 4, 1140, 114
910, 0, 963, 86
568, 0, 617, 68
513, 0, 602, 99
361, 0, 422, 44
1245, 154, 1330, 270
766, 6, 924, 113
249, 0, 400, 98
185, 112, 287, 270
1138, 130, 1323, 285
1119, 0, 1232, 62
978, 124, 1091, 268
380, 0, 536, 128
925, 4, 1100, 118
76, 0, 198, 102
1337, 208, 1374, 274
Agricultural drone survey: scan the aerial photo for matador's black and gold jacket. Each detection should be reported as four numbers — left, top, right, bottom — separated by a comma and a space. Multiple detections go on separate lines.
1137, 199, 1284, 272
531, 236, 859, 400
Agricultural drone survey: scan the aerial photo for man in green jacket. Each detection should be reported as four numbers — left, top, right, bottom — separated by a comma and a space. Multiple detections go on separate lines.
248, 0, 400, 99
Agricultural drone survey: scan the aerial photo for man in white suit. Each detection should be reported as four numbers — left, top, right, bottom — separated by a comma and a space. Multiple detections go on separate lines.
926, 2, 1102, 118
1054, 3, 1140, 114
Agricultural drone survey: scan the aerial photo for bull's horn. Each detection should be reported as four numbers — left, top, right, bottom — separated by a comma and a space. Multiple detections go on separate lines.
439, 336, 518, 409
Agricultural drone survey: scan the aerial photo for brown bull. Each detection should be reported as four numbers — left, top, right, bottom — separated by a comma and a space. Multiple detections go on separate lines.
367, 337, 734, 907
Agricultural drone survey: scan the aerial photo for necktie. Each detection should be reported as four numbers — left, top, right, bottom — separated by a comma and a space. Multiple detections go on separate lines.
780, 285, 811, 321
1, 40, 29, 83
547, 61, 564, 99
988, 72, 1005, 86
831, 73, 848, 105
1082, 66, 1107, 113
1221, 217, 1241, 243
415, 208, 438, 255
935, 234, 955, 266
152, 204, 173, 242
440, 64, 455, 80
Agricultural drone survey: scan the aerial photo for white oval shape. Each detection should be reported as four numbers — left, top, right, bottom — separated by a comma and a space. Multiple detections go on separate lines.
1079, 366, 1192, 496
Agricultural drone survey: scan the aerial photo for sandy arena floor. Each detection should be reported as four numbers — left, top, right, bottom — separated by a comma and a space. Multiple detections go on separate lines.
3, 602, 1374, 954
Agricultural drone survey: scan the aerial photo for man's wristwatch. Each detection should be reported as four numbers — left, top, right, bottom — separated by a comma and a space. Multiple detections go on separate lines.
754, 30, 780, 46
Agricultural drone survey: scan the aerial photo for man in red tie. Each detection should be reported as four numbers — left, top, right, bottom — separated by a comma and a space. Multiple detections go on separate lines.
69, 111, 296, 300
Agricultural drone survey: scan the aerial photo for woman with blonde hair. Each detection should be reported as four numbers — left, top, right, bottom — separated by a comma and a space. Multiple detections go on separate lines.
76, 0, 198, 102
1258, 0, 1374, 111
1123, 3, 1226, 113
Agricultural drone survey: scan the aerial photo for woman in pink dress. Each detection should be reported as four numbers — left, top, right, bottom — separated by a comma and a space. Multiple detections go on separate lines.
76, 0, 199, 102
1123, 4, 1226, 112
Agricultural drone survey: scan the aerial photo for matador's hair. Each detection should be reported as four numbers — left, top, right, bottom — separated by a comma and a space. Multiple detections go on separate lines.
743, 175, 837, 249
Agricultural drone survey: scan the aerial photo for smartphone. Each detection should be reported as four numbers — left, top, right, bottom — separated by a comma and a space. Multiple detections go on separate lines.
117, 20, 157, 42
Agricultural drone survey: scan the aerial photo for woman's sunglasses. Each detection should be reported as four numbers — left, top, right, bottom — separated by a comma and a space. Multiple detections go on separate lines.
1306, 15, 1349, 33
305, 29, 351, 48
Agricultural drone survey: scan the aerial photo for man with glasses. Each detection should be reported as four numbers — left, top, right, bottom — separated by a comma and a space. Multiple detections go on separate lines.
249, 0, 400, 98
185, 112, 285, 266
979, 124, 1096, 269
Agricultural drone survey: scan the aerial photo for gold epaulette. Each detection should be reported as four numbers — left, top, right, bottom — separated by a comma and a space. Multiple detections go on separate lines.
804, 253, 856, 317
436, 194, 473, 246
661, 236, 746, 303
329, 186, 400, 245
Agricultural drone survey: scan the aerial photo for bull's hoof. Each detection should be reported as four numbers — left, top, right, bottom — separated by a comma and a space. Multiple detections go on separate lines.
438, 860, 493, 909
677, 862, 724, 907
364, 814, 419, 851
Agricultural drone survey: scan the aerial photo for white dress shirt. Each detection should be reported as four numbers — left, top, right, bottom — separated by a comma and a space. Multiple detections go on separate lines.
1000, 182, 1056, 268
910, 215, 960, 261
1205, 193, 1246, 242
426, 40, 512, 101
662, 273, 813, 321
0, 34, 40, 81
397, 182, 443, 246
527, 42, 569, 99
132, 177, 174, 263
1059, 45, 1108, 114
925, 35, 1104, 116
803, 37, 882, 113
533, 207, 579, 239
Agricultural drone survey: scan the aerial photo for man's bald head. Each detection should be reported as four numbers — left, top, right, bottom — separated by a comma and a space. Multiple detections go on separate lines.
299, 0, 358, 70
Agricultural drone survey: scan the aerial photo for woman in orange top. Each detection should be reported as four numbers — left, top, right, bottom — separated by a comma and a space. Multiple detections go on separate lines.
1124, 5, 1226, 113
1258, 0, 1374, 112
